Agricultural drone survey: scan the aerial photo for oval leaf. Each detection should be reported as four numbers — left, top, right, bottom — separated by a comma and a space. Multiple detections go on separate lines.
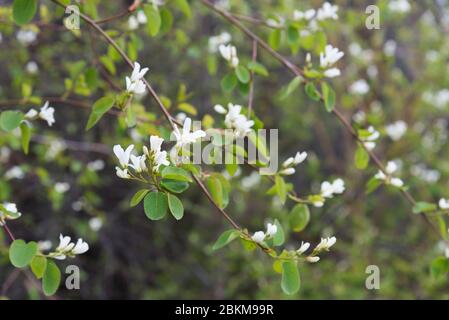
281, 261, 300, 295
144, 191, 168, 220
9, 239, 37, 268
42, 260, 61, 296
167, 193, 184, 220
13, 0, 37, 25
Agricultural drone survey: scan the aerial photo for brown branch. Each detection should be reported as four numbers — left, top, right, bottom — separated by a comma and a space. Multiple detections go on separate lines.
247, 40, 257, 117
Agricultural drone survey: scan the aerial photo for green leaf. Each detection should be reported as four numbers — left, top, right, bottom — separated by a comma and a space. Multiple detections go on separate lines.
42, 261, 61, 296
130, 189, 150, 207
247, 61, 269, 77
207, 175, 224, 209
85, 96, 115, 130
20, 122, 31, 154
235, 65, 250, 84
160, 179, 190, 194
275, 176, 287, 204
221, 73, 238, 92
178, 102, 197, 116
281, 261, 300, 295
99, 55, 116, 75
144, 4, 161, 37
174, 0, 191, 18
144, 191, 168, 220
212, 230, 239, 251
268, 29, 281, 50
31, 256, 47, 279
287, 25, 299, 46
167, 193, 184, 220
13, 0, 37, 25
321, 82, 336, 112
0, 111, 24, 132
431, 256, 449, 279
9, 239, 37, 268
289, 204, 310, 232
281, 77, 302, 100
354, 146, 369, 170
413, 202, 437, 214
366, 177, 382, 194
160, 8, 173, 34
272, 219, 285, 246
305, 82, 321, 101
161, 166, 192, 182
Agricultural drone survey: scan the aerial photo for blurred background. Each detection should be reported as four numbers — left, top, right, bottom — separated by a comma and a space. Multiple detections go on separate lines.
1, 0, 449, 299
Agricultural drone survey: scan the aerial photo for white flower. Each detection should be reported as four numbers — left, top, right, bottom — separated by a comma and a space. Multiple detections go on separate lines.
25, 61, 39, 74
388, 0, 411, 13
128, 16, 139, 30
265, 223, 278, 237
251, 231, 265, 243
56, 234, 74, 252
312, 200, 324, 208
89, 217, 103, 232
126, 62, 149, 95
321, 179, 345, 198
3, 203, 19, 214
26, 101, 56, 126
208, 32, 231, 53
315, 236, 337, 251
37, 240, 52, 252
361, 126, 379, 150
332, 178, 345, 194
320, 45, 344, 69
54, 234, 89, 259
113, 144, 134, 167
149, 0, 165, 7
72, 238, 89, 255
218, 44, 239, 68
390, 177, 404, 187
130, 154, 147, 173
5, 166, 25, 180
173, 117, 206, 148
384, 40, 397, 56
144, 136, 170, 172
54, 182, 70, 194
40, 101, 56, 126
218, 103, 254, 137
87, 159, 105, 171
296, 241, 310, 255
294, 151, 308, 165
385, 121, 407, 141
323, 68, 341, 78
280, 168, 295, 176
115, 167, 130, 179
293, 9, 316, 21
386, 161, 399, 174
306, 256, 320, 263
214, 104, 227, 114
349, 79, 370, 95
316, 2, 339, 20
439, 198, 449, 210
16, 30, 37, 45
136, 11, 147, 24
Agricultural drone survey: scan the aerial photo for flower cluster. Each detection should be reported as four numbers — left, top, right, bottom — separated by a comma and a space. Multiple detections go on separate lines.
114, 136, 170, 179
50, 234, 89, 260
128, 10, 147, 30
310, 179, 345, 207
214, 103, 254, 138
319, 45, 344, 78
25, 101, 56, 127
208, 32, 231, 53
125, 62, 149, 95
360, 126, 380, 150
218, 44, 239, 68
280, 151, 308, 176
385, 121, 407, 141
172, 117, 207, 149
0, 202, 22, 226
291, 236, 337, 263
293, 2, 339, 23
374, 161, 404, 188
251, 222, 278, 244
